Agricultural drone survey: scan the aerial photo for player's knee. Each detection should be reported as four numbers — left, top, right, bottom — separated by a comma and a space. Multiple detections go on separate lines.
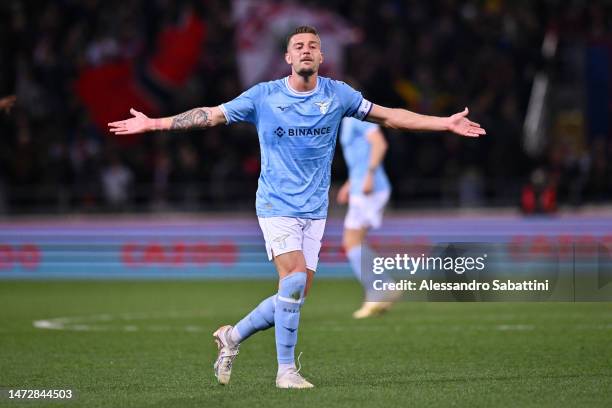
278, 271, 307, 304
274, 251, 306, 274
287, 258, 307, 274
342, 239, 351, 252
343, 235, 359, 252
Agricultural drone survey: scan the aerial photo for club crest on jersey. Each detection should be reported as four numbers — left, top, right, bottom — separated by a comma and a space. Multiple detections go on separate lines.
315, 100, 331, 115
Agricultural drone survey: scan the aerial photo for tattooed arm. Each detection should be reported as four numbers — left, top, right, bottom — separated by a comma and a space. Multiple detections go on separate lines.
108, 106, 226, 135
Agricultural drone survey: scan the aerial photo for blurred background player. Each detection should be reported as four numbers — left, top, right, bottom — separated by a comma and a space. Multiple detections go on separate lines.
337, 117, 399, 318
108, 26, 485, 389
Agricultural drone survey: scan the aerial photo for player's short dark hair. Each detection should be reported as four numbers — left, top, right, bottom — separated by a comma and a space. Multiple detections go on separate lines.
286, 26, 320, 49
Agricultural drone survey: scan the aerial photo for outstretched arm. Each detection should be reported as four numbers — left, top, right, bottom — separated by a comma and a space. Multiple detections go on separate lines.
366, 104, 486, 138
108, 106, 227, 135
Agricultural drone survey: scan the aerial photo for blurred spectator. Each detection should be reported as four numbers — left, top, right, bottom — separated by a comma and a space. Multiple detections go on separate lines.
0, 0, 610, 213
101, 153, 133, 210
0, 95, 16, 113
459, 167, 485, 208
69, 124, 101, 209
172, 141, 201, 209
150, 137, 172, 211
521, 168, 557, 215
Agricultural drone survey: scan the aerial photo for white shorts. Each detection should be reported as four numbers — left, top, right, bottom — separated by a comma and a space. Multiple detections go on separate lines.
258, 217, 327, 272
344, 190, 390, 230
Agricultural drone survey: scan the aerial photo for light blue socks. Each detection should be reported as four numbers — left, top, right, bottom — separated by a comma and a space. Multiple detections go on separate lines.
275, 272, 307, 365
232, 294, 276, 344
347, 245, 394, 301
230, 272, 307, 373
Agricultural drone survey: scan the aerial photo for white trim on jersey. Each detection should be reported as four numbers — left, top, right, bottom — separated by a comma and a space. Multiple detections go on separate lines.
218, 104, 230, 124
284, 76, 320, 96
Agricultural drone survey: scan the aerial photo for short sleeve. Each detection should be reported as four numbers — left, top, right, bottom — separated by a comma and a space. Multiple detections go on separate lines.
220, 84, 261, 124
335, 81, 373, 121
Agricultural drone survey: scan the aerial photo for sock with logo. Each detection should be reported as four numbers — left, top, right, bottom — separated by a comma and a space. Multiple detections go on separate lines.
347, 244, 394, 301
275, 272, 307, 366
230, 294, 276, 345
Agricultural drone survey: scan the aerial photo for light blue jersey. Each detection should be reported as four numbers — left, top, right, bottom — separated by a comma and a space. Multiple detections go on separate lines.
220, 76, 372, 218
340, 117, 390, 195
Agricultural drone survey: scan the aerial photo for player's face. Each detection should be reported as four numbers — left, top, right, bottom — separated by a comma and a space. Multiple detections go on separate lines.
285, 33, 323, 76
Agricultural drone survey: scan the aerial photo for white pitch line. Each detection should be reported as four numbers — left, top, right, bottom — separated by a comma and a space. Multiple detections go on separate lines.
33, 319, 64, 330
185, 325, 205, 332
32, 311, 209, 333
32, 314, 612, 333
496, 324, 535, 331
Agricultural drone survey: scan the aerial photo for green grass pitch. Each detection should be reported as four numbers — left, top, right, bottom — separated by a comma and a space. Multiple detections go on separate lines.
1, 280, 611, 407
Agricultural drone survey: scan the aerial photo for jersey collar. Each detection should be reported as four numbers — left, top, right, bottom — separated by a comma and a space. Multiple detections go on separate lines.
284, 76, 319, 97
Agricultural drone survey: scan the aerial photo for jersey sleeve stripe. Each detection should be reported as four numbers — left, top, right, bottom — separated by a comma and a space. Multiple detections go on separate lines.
219, 104, 230, 125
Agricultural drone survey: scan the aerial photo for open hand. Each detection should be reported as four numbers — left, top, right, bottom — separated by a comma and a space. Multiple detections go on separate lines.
362, 172, 374, 195
336, 181, 350, 205
108, 108, 152, 135
447, 108, 486, 137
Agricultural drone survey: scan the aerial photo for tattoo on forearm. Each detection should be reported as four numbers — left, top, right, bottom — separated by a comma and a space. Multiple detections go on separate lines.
170, 108, 212, 130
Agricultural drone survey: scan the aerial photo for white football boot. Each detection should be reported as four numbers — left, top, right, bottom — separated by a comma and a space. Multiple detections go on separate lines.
353, 289, 403, 319
352, 301, 395, 319
213, 325, 239, 385
275, 353, 314, 389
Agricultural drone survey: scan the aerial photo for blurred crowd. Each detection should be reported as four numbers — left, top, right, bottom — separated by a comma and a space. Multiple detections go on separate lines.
0, 0, 610, 214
